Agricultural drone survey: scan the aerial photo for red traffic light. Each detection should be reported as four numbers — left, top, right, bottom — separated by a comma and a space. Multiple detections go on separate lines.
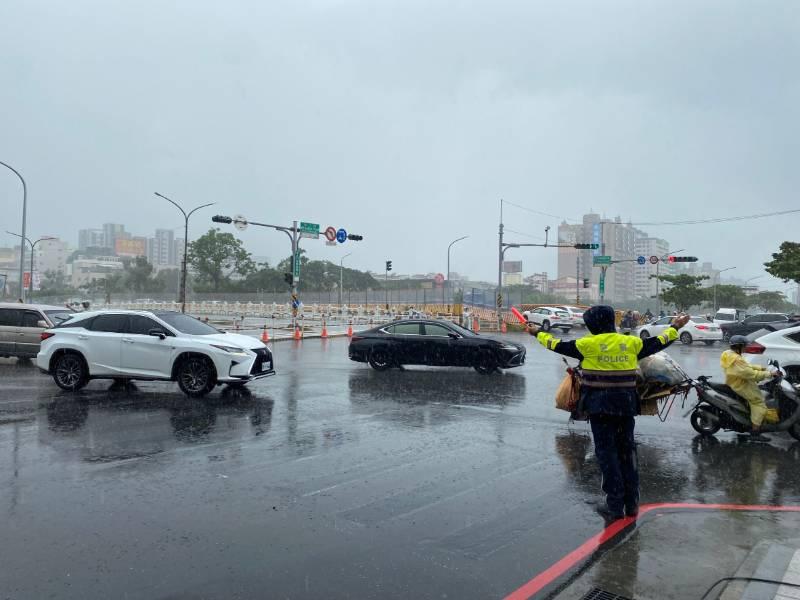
668, 256, 676, 263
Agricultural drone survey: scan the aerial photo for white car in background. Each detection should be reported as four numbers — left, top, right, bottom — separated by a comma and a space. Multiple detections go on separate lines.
37, 310, 274, 396
523, 307, 574, 333
635, 315, 723, 345
743, 325, 800, 383
555, 306, 585, 327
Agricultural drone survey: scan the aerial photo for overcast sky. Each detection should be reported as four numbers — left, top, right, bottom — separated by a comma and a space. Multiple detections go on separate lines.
1, 0, 798, 292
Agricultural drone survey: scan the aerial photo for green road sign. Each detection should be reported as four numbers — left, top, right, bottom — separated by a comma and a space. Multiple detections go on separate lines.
593, 255, 612, 266
299, 222, 320, 239
599, 274, 606, 295
293, 249, 301, 279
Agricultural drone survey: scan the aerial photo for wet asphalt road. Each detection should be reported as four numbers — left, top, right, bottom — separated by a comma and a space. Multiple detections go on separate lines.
2, 334, 800, 600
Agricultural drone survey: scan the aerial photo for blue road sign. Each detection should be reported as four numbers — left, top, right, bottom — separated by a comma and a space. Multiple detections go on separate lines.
336, 228, 347, 243
637, 255, 646, 265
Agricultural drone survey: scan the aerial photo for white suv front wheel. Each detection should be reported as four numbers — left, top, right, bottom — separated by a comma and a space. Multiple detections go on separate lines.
176, 355, 217, 397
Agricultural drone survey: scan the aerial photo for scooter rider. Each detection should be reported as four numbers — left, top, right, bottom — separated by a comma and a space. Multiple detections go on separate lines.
721, 335, 781, 443
527, 306, 690, 522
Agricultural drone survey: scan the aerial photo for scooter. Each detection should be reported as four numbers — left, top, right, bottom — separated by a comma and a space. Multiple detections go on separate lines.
687, 360, 800, 441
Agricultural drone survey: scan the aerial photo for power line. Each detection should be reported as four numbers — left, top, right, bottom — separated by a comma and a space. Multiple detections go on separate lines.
504, 228, 546, 241
503, 200, 577, 222
631, 208, 800, 226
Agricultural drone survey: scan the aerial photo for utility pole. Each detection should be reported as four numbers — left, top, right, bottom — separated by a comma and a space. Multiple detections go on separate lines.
576, 254, 580, 305
339, 252, 352, 306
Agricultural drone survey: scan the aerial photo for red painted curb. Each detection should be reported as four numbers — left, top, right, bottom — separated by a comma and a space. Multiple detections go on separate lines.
503, 502, 800, 600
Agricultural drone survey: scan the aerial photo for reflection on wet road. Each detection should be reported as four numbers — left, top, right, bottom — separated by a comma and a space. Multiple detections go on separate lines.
1, 335, 799, 599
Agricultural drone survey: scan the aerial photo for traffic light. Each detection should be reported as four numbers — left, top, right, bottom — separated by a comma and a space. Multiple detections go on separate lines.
347, 234, 363, 241
385, 260, 392, 272
583, 278, 590, 288
668, 256, 698, 263
574, 243, 600, 250
211, 215, 233, 224
283, 273, 293, 287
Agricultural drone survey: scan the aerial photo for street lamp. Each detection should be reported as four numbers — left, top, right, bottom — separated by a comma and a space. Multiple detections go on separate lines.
5, 232, 54, 299
155, 192, 215, 313
447, 235, 468, 303
713, 266, 736, 313
339, 252, 352, 307
0, 161, 27, 301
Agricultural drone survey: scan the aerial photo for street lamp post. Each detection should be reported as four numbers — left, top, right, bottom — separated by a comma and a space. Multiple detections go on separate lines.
713, 266, 736, 313
339, 252, 352, 307
0, 161, 27, 301
447, 235, 468, 305
5, 232, 54, 299
155, 193, 215, 313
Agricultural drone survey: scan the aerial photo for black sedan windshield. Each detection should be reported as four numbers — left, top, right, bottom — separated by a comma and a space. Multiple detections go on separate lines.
448, 322, 478, 337
156, 312, 220, 335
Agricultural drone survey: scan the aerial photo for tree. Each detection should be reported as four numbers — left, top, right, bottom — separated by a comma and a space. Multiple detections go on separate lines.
39, 270, 74, 296
651, 274, 709, 311
188, 229, 255, 292
122, 256, 155, 293
748, 291, 791, 312
765, 242, 800, 284
82, 273, 123, 304
706, 284, 748, 309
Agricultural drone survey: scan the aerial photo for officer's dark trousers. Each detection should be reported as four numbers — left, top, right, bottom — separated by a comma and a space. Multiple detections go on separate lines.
589, 415, 639, 516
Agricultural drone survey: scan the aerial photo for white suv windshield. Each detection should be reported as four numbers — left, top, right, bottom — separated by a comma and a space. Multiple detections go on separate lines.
714, 312, 735, 321
156, 313, 220, 335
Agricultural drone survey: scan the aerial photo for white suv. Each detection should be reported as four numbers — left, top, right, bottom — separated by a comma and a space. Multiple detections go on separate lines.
37, 310, 274, 396
523, 307, 574, 332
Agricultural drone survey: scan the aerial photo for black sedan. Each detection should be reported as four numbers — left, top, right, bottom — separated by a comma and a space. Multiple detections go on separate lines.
348, 319, 526, 374
720, 313, 794, 341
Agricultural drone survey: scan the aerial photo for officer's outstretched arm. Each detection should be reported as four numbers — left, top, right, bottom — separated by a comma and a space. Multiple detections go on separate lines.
534, 331, 584, 360
637, 327, 679, 359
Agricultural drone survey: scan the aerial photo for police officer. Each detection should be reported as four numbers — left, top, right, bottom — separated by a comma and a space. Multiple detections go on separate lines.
527, 306, 689, 522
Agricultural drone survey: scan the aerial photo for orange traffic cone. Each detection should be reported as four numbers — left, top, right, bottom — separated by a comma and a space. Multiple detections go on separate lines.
321, 320, 328, 339
501, 320, 507, 333
294, 325, 302, 340
474, 318, 480, 333
347, 322, 353, 337
261, 326, 269, 343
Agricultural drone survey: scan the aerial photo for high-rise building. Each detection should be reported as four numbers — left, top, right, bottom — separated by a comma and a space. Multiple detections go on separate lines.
148, 229, 177, 267
633, 237, 669, 299
78, 229, 105, 251
35, 237, 70, 275
102, 223, 125, 251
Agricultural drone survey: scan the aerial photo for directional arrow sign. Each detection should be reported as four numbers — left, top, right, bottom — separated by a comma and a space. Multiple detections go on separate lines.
336, 228, 347, 244
637, 255, 646, 265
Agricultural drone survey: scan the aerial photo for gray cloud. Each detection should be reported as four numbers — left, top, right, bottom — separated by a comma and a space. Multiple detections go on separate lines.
1, 0, 798, 289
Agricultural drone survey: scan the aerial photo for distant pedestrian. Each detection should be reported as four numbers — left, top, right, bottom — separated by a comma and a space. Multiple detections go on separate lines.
17, 298, 23, 303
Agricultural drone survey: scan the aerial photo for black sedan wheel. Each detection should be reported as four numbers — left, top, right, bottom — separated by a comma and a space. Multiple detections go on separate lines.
639, 330, 650, 340
368, 348, 393, 371
53, 353, 88, 391
474, 351, 498, 374
177, 357, 216, 397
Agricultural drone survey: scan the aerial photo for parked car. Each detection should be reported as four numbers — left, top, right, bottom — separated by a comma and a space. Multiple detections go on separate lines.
635, 315, 723, 345
523, 307, 574, 332
555, 306, 586, 327
0, 302, 75, 359
348, 319, 526, 374
37, 310, 274, 396
720, 313, 793, 341
742, 325, 800, 383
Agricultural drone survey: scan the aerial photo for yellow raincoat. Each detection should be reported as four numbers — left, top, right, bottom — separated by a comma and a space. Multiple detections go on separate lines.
720, 350, 773, 426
